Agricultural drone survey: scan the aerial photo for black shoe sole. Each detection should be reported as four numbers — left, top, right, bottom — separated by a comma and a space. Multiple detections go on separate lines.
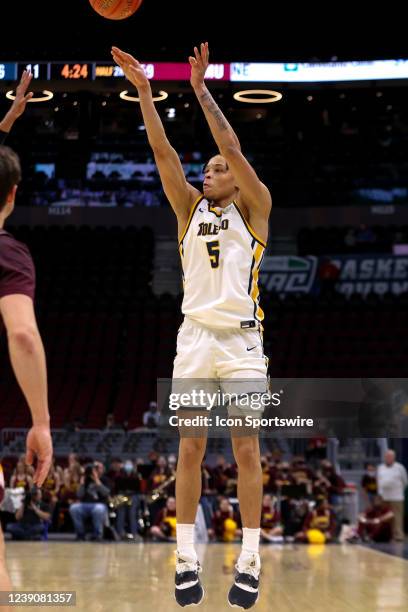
174, 586, 205, 607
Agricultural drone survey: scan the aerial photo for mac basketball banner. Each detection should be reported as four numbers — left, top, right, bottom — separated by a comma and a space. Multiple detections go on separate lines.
328, 255, 408, 297
259, 255, 408, 296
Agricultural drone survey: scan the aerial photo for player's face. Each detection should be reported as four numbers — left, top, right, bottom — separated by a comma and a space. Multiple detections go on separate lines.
203, 155, 236, 200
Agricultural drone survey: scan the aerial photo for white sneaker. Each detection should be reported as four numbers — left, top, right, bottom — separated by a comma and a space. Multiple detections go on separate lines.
228, 552, 260, 609
174, 550, 204, 607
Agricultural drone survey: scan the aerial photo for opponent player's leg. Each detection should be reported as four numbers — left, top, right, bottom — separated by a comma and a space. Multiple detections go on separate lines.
0, 525, 12, 612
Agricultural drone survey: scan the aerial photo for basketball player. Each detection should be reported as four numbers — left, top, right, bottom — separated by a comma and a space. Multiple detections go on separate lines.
112, 42, 271, 609
0, 71, 53, 602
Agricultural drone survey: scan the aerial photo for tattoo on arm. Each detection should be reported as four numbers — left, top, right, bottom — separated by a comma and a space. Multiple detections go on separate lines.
199, 91, 229, 132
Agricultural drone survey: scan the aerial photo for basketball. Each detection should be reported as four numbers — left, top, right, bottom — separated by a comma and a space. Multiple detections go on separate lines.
89, 0, 143, 20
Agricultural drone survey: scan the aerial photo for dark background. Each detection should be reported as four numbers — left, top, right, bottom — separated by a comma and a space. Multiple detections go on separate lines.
2, 1, 406, 62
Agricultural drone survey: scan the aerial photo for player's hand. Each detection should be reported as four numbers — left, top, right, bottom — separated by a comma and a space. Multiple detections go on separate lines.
111, 46, 150, 90
9, 70, 34, 119
189, 42, 209, 89
25, 424, 53, 487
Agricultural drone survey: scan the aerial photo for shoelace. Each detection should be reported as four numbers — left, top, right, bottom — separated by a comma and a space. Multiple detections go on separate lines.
235, 556, 259, 579
175, 552, 202, 574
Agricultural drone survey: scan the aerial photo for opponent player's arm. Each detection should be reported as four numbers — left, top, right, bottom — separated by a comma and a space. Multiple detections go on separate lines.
190, 43, 271, 214
111, 47, 200, 217
0, 295, 49, 427
0, 70, 33, 137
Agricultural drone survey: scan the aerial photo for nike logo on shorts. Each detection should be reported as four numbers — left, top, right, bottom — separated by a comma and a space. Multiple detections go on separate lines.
246, 346, 257, 351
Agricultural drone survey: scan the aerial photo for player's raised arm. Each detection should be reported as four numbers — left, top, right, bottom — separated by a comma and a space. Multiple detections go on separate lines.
0, 70, 33, 138
111, 46, 200, 221
190, 42, 271, 216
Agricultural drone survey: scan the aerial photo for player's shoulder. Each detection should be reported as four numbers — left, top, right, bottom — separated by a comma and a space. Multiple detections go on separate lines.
0, 230, 33, 262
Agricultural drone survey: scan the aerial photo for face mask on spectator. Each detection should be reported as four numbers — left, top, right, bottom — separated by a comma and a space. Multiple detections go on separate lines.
123, 461, 133, 474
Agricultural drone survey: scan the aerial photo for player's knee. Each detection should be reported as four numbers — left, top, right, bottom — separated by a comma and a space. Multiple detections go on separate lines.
233, 439, 260, 468
8, 326, 37, 353
179, 438, 206, 464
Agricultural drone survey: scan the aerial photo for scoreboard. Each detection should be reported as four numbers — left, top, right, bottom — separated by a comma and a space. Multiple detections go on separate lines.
2, 60, 408, 83
0, 61, 229, 82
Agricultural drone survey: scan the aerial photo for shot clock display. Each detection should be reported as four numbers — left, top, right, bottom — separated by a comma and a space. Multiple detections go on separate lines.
51, 63, 91, 80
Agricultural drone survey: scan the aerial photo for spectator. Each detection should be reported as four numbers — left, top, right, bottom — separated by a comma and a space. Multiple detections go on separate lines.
361, 463, 378, 508
150, 496, 177, 541
148, 456, 173, 492
104, 413, 122, 431
9, 459, 33, 491
7, 487, 51, 541
209, 497, 241, 542
114, 460, 142, 541
358, 495, 394, 543
305, 437, 327, 466
296, 498, 336, 543
143, 401, 160, 428
69, 463, 110, 541
377, 450, 408, 541
260, 495, 283, 542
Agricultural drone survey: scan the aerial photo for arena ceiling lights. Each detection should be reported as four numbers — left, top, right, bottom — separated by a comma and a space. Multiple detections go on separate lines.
119, 90, 168, 102
233, 89, 283, 103
5, 90, 54, 103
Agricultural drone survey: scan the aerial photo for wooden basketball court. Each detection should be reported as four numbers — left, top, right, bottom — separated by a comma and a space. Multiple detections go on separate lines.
5, 541, 408, 611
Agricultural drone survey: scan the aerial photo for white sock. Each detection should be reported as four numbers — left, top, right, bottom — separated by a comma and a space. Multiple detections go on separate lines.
241, 527, 260, 556
176, 523, 197, 561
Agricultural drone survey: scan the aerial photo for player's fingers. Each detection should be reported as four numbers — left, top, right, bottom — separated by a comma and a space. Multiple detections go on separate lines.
194, 46, 200, 61
189, 57, 197, 66
111, 54, 124, 68
119, 50, 137, 64
34, 456, 52, 487
24, 92, 34, 101
25, 448, 34, 466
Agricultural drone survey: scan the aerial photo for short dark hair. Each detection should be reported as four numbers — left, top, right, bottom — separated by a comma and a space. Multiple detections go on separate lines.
202, 157, 229, 174
0, 145, 21, 212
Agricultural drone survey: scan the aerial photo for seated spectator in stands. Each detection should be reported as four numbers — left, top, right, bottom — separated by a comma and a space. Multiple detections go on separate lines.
358, 495, 394, 542
106, 458, 123, 492
57, 462, 82, 530
361, 463, 378, 508
9, 458, 33, 492
143, 401, 160, 428
209, 497, 242, 542
42, 461, 62, 506
291, 456, 314, 494
148, 456, 175, 498
260, 455, 276, 492
281, 498, 310, 539
273, 461, 294, 493
150, 496, 177, 541
94, 461, 114, 491
208, 455, 238, 497
314, 460, 345, 506
114, 459, 142, 541
69, 463, 110, 541
7, 487, 51, 541
63, 454, 83, 481
305, 438, 327, 467
296, 498, 336, 543
260, 494, 283, 542
104, 412, 123, 431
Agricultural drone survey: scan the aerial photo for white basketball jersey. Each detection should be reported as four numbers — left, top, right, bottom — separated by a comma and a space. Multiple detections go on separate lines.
179, 195, 266, 330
